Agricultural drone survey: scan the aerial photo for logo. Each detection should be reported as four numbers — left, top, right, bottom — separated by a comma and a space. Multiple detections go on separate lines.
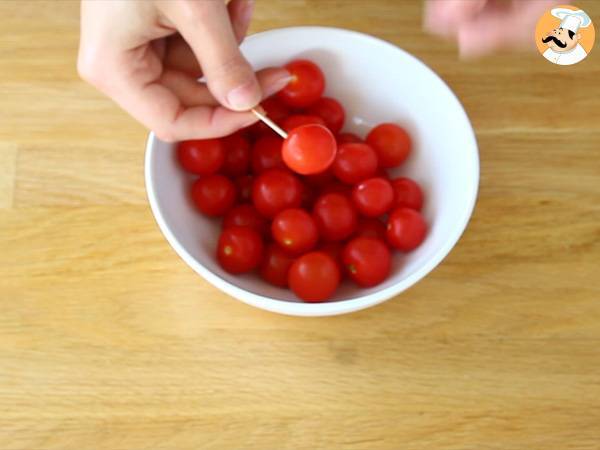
535, 5, 595, 66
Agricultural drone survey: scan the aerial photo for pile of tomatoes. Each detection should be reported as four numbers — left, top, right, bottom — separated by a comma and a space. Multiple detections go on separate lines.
176, 59, 427, 302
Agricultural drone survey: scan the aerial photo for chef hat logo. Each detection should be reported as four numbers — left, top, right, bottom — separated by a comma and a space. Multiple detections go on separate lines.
535, 4, 595, 66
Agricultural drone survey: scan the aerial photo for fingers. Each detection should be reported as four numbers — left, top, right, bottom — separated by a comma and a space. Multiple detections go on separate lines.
161, 67, 291, 108
424, 0, 487, 38
162, 1, 261, 111
164, 35, 202, 78
228, 0, 255, 43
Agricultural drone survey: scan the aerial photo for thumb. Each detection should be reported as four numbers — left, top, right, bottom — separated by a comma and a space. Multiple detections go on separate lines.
164, 1, 261, 111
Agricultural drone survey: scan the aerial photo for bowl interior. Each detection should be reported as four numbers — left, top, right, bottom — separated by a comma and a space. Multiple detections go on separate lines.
146, 27, 478, 315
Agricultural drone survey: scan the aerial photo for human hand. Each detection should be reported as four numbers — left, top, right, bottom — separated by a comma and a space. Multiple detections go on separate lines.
424, 0, 556, 58
78, 0, 290, 141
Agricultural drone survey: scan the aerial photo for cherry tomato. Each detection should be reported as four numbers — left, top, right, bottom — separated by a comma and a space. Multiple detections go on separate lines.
312, 193, 358, 241
307, 97, 345, 134
260, 243, 295, 287
282, 124, 337, 175
352, 177, 394, 217
248, 97, 290, 137
251, 135, 285, 174
217, 226, 264, 274
342, 237, 391, 287
221, 132, 250, 176
354, 218, 387, 240
288, 252, 340, 302
191, 174, 236, 216
332, 142, 378, 184
386, 208, 427, 251
282, 114, 326, 133
366, 123, 412, 168
336, 132, 362, 145
235, 175, 253, 202
252, 168, 303, 218
177, 139, 224, 175
271, 208, 319, 255
223, 204, 268, 237
278, 59, 325, 108
391, 177, 424, 211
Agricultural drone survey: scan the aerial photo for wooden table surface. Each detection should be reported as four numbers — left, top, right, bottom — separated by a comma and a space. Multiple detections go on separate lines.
1, 1, 599, 449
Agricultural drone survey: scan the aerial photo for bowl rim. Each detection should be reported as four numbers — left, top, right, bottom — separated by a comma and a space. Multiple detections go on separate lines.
144, 25, 480, 316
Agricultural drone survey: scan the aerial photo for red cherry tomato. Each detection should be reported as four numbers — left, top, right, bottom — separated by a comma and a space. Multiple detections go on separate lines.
235, 175, 253, 202
386, 208, 427, 251
191, 174, 236, 216
332, 142, 378, 184
260, 243, 295, 287
288, 252, 340, 302
278, 59, 325, 108
312, 193, 358, 241
336, 132, 362, 145
366, 123, 412, 168
391, 177, 424, 211
223, 204, 268, 237
352, 177, 394, 217
251, 135, 285, 173
307, 97, 345, 134
282, 124, 337, 175
342, 237, 391, 287
221, 132, 250, 176
271, 208, 319, 255
282, 114, 326, 133
252, 168, 303, 218
177, 139, 224, 175
248, 97, 290, 137
354, 218, 387, 240
217, 226, 264, 274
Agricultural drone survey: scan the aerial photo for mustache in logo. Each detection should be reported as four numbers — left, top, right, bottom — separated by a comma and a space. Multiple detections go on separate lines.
542, 35, 567, 48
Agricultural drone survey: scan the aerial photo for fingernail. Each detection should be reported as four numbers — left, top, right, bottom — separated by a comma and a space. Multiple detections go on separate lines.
263, 71, 293, 98
227, 81, 261, 110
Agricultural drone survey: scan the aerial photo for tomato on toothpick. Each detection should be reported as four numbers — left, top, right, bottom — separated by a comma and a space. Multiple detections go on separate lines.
282, 124, 337, 175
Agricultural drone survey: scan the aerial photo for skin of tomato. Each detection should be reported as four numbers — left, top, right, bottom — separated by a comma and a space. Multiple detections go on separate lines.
336, 132, 362, 145
221, 132, 250, 176
217, 226, 264, 274
319, 241, 344, 273
260, 243, 296, 287
352, 177, 394, 217
247, 96, 290, 137
191, 174, 236, 217
252, 168, 303, 219
386, 207, 427, 251
177, 139, 225, 175
306, 97, 345, 134
391, 177, 424, 210
235, 175, 253, 202
354, 218, 387, 240
222, 204, 268, 237
332, 142, 378, 184
282, 124, 337, 175
271, 208, 319, 255
312, 193, 358, 241
277, 59, 325, 108
304, 168, 335, 188
288, 252, 340, 302
342, 237, 391, 287
281, 114, 326, 133
366, 123, 412, 168
251, 135, 285, 173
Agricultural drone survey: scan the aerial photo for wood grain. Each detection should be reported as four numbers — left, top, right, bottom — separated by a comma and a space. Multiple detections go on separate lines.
1, 1, 599, 449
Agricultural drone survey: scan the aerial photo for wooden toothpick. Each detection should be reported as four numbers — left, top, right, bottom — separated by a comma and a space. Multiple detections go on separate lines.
251, 108, 288, 139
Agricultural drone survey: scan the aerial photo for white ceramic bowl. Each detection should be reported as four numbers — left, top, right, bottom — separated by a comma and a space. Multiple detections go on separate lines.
145, 26, 479, 316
